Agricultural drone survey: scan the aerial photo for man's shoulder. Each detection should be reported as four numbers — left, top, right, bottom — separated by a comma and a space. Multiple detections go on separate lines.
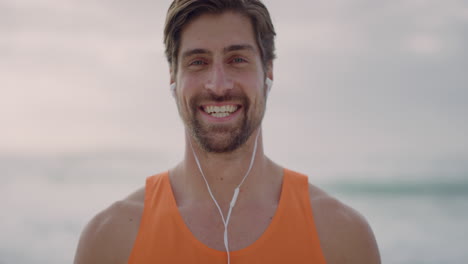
308, 183, 381, 264
73, 187, 145, 264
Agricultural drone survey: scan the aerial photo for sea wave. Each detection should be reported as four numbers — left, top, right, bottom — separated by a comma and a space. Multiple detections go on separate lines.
326, 179, 468, 197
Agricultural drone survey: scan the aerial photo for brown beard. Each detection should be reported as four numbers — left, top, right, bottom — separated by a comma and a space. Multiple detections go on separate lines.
184, 90, 264, 153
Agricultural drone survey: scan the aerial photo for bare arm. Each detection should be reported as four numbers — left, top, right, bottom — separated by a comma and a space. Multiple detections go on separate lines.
310, 185, 381, 264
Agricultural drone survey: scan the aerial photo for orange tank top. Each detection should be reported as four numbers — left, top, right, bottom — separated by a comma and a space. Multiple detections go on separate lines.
128, 169, 327, 264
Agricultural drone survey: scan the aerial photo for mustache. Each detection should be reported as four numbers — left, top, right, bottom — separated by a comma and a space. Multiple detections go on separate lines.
189, 90, 250, 105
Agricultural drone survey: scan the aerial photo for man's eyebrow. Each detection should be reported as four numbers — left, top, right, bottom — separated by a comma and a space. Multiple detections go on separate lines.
181, 48, 211, 60
181, 44, 256, 60
224, 44, 255, 53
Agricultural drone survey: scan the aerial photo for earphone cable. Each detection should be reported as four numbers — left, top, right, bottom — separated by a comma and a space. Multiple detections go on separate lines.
189, 130, 261, 264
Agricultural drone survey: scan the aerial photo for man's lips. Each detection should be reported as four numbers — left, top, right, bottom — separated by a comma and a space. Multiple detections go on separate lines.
199, 103, 242, 119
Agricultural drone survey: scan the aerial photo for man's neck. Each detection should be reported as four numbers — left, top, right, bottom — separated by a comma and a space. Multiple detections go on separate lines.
190, 130, 261, 182
170, 129, 282, 211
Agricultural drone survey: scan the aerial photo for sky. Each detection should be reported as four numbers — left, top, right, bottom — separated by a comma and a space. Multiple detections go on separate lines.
1, 0, 468, 180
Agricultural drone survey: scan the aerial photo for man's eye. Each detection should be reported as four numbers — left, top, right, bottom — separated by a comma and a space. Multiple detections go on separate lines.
232, 57, 247, 63
190, 60, 205, 66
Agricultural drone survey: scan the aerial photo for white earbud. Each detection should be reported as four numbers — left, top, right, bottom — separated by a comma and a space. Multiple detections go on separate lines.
265, 78, 273, 97
170, 83, 176, 97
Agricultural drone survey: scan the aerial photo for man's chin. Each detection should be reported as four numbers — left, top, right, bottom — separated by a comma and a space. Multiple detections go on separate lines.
189, 115, 253, 153
195, 133, 240, 153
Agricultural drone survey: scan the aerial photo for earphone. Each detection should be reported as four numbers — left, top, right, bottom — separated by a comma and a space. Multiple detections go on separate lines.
170, 78, 272, 98
170, 82, 176, 97
265, 77, 273, 97
190, 130, 260, 264
180, 78, 270, 264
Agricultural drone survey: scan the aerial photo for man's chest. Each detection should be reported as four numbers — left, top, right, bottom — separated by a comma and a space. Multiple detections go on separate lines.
177, 202, 278, 251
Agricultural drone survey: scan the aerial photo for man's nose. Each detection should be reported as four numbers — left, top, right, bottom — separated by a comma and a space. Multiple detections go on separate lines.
204, 63, 234, 94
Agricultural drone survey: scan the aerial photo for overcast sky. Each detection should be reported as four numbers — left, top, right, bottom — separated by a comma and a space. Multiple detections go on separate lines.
1, 0, 467, 180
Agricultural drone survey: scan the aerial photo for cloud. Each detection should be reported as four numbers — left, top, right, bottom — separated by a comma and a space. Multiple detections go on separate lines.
404, 33, 442, 55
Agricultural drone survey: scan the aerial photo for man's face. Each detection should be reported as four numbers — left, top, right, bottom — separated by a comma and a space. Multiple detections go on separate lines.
173, 11, 272, 153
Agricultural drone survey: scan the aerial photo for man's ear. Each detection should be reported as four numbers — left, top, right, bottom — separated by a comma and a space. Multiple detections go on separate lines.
169, 67, 175, 85
169, 68, 176, 98
266, 61, 274, 82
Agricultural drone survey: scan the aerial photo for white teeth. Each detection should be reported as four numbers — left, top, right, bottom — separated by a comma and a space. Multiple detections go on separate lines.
204, 105, 238, 114
211, 112, 229, 118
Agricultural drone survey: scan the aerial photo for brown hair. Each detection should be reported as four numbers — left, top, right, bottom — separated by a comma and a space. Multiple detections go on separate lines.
164, 0, 276, 73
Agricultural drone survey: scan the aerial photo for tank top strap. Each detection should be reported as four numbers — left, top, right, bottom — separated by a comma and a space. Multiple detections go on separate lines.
282, 168, 315, 218
143, 172, 170, 212
267, 168, 327, 264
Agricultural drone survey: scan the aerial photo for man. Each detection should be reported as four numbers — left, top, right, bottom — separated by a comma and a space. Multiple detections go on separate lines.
74, 0, 381, 263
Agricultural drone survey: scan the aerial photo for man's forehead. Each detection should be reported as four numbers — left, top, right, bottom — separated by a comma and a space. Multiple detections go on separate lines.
178, 11, 259, 57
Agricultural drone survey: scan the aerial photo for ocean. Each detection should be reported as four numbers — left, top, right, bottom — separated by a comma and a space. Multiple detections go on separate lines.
1, 152, 467, 264
327, 181, 468, 264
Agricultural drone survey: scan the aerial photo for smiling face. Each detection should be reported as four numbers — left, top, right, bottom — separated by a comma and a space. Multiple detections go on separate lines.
173, 11, 272, 153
